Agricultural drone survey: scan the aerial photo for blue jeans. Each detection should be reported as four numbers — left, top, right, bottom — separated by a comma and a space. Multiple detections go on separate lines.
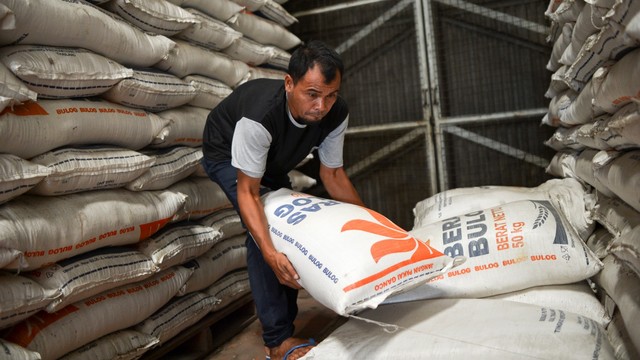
201, 158, 298, 348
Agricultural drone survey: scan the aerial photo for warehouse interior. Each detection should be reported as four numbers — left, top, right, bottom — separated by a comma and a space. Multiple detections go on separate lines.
0, 0, 638, 359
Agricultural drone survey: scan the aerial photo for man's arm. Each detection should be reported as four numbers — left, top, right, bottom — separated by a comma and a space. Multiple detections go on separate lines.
236, 170, 302, 289
319, 163, 364, 207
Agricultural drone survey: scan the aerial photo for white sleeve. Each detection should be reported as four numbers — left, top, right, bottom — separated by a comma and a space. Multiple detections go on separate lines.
231, 117, 272, 178
318, 115, 348, 168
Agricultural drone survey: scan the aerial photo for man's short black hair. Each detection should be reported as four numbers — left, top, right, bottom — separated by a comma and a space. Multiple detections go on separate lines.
288, 40, 344, 84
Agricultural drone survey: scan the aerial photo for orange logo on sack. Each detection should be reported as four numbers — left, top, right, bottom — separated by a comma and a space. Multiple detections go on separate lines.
341, 208, 443, 292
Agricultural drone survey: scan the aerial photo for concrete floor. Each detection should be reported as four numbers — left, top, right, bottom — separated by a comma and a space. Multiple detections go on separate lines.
205, 290, 346, 360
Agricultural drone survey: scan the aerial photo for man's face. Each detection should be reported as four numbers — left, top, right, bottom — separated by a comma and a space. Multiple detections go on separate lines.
285, 64, 341, 124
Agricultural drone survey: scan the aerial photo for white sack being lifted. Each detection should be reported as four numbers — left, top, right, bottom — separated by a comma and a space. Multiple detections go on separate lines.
0, 99, 170, 159
261, 189, 461, 316
386, 198, 602, 302
0, 189, 186, 271
0, 0, 175, 68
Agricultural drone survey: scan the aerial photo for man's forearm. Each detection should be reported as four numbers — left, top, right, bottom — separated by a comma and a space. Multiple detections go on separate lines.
320, 166, 364, 206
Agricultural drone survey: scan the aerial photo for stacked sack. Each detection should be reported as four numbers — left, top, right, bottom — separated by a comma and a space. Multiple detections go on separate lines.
0, 0, 304, 358
541, 0, 640, 359
304, 178, 623, 359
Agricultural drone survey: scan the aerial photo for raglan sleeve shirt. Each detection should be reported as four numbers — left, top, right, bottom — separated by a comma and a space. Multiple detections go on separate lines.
231, 117, 272, 179
318, 115, 348, 168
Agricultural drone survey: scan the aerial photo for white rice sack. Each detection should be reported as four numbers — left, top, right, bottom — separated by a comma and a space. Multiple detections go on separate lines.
593, 47, 640, 115
587, 226, 615, 259
544, 125, 584, 151
175, 8, 243, 51
2, 267, 192, 360
0, 0, 175, 68
593, 194, 640, 238
548, 22, 573, 71
594, 149, 640, 212
183, 75, 232, 110
487, 282, 610, 326
0, 99, 170, 159
152, 106, 208, 148
244, 66, 286, 84
0, 45, 133, 99
168, 177, 232, 222
101, 69, 197, 112
154, 39, 250, 88
601, 102, 640, 150
545, 65, 570, 99
387, 199, 603, 303
575, 115, 611, 150
564, 25, 632, 92
178, 234, 247, 295
257, 0, 298, 27
546, 149, 579, 178
125, 147, 202, 191
262, 189, 460, 316
0, 2, 14, 29
609, 225, 640, 277
542, 88, 574, 127
231, 0, 265, 12
604, 0, 640, 25
196, 208, 245, 240
288, 169, 316, 191
167, 0, 244, 22
606, 310, 640, 360
28, 147, 155, 196
134, 291, 217, 344
627, 11, 640, 42
412, 177, 595, 241
303, 298, 615, 359
558, 76, 599, 125
266, 46, 291, 70
227, 12, 301, 50
548, 0, 585, 24
559, 4, 607, 66
0, 339, 41, 360
137, 222, 222, 270
104, 0, 197, 36
25, 247, 158, 313
575, 149, 617, 197
592, 255, 640, 353
0, 154, 51, 205
0, 272, 59, 330
203, 269, 250, 312
0, 62, 37, 109
58, 330, 159, 360
222, 37, 276, 66
0, 189, 186, 271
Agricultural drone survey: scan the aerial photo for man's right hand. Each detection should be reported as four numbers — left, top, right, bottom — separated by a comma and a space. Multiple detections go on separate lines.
265, 251, 302, 289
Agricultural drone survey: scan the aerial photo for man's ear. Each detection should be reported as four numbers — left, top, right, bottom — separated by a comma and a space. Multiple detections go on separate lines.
284, 74, 294, 93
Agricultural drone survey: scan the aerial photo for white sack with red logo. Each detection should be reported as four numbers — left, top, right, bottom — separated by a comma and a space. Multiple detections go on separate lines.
386, 199, 603, 303
261, 189, 460, 316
